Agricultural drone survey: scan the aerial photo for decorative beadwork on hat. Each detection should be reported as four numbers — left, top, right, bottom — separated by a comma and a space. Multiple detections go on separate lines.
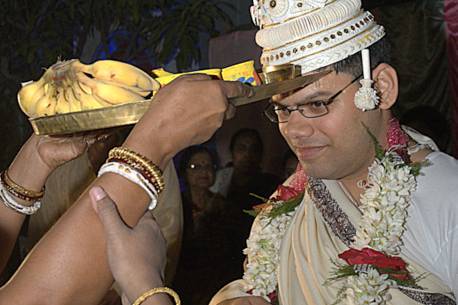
251, 0, 386, 74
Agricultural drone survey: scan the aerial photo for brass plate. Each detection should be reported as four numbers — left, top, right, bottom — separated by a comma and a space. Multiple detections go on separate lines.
30, 100, 152, 136
29, 70, 329, 136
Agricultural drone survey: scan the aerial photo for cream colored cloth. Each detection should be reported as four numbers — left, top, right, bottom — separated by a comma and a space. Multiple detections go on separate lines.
24, 153, 183, 284
278, 179, 455, 305
211, 174, 456, 305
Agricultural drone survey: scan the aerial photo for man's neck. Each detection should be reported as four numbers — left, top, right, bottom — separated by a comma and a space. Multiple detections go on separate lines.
338, 171, 369, 207
338, 140, 433, 207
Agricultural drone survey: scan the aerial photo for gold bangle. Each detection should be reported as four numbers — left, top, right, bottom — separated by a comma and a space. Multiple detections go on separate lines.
108, 147, 164, 192
109, 147, 165, 193
132, 287, 181, 305
1, 170, 44, 200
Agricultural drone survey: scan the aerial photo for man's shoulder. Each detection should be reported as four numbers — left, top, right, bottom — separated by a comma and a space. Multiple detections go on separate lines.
413, 151, 458, 212
418, 152, 458, 187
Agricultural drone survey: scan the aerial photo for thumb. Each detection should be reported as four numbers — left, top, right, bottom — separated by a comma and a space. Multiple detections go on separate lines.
89, 186, 126, 237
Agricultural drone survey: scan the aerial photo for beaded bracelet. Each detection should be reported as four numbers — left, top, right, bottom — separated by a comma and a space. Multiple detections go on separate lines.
108, 147, 165, 193
132, 287, 181, 305
1, 170, 44, 201
106, 157, 162, 193
0, 184, 41, 215
97, 162, 159, 211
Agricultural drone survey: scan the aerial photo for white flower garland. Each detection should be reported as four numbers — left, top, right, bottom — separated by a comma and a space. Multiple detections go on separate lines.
341, 149, 417, 304
345, 268, 394, 305
243, 202, 299, 300
243, 148, 418, 304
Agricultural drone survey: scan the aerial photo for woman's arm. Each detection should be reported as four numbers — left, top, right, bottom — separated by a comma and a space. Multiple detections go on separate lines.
0, 134, 91, 273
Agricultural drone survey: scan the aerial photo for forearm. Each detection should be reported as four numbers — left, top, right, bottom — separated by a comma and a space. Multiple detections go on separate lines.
0, 135, 50, 272
0, 173, 150, 304
0, 134, 171, 305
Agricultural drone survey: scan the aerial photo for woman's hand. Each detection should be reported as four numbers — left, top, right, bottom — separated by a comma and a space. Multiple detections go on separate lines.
89, 186, 171, 305
35, 134, 95, 171
7, 133, 102, 194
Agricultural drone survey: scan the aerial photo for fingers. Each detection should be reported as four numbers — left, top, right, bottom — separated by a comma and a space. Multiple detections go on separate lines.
180, 73, 212, 81
89, 186, 126, 238
135, 212, 166, 244
225, 102, 236, 120
219, 80, 254, 99
135, 210, 158, 230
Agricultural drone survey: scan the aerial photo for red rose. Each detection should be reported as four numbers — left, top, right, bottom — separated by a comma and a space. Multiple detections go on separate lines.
275, 185, 300, 201
247, 289, 278, 303
389, 271, 411, 281
268, 290, 278, 303
339, 247, 408, 272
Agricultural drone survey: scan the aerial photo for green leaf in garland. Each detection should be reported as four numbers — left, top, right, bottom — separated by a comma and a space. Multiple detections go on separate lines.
243, 209, 260, 217
268, 193, 304, 219
361, 122, 385, 160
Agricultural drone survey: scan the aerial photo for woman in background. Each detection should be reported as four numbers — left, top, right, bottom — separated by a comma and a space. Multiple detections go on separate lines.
174, 146, 241, 305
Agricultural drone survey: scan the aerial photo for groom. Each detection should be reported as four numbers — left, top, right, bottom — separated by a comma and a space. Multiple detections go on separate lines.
211, 0, 458, 304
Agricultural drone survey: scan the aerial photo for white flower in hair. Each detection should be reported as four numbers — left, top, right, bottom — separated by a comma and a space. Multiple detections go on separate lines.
354, 79, 379, 111
354, 49, 379, 111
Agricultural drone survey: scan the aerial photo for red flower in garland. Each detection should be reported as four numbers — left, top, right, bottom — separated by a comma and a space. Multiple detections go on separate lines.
339, 247, 411, 281
246, 289, 278, 304
274, 166, 308, 201
274, 185, 301, 201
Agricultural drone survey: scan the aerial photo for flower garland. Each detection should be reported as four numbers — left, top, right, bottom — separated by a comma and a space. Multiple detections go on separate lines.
243, 170, 307, 303
329, 125, 423, 305
243, 119, 425, 305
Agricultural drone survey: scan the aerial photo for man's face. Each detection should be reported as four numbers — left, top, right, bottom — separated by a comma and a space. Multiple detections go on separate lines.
231, 134, 262, 173
277, 71, 382, 180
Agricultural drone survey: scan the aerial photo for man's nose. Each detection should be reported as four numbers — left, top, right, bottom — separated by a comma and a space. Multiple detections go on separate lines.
282, 111, 315, 139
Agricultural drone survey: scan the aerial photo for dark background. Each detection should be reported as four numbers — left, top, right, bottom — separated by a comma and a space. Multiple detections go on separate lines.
0, 0, 455, 174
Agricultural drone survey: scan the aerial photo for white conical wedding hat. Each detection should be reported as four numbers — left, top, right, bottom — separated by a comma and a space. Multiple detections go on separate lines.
251, 0, 385, 74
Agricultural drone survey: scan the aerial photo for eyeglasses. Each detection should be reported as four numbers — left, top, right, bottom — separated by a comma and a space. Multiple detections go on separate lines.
263, 74, 362, 123
188, 163, 216, 172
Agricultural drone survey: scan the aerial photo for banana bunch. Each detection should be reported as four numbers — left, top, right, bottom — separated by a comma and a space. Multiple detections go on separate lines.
18, 59, 160, 118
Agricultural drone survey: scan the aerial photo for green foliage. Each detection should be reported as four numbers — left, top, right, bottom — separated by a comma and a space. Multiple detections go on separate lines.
267, 193, 303, 219
361, 122, 385, 160
410, 159, 431, 177
0, 0, 233, 83
244, 192, 304, 219
0, 0, 233, 169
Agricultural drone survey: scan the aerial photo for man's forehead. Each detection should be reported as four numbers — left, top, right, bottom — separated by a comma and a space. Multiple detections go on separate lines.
271, 71, 343, 103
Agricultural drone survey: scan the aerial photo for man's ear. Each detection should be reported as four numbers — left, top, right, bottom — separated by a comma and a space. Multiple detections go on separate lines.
372, 63, 398, 110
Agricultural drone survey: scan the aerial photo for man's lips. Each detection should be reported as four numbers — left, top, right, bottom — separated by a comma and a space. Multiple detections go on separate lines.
294, 146, 326, 160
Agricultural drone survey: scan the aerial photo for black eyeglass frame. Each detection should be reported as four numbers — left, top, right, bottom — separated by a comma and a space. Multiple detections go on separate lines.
263, 74, 363, 123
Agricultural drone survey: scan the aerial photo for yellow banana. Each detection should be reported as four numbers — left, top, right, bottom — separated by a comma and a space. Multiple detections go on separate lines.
77, 72, 145, 105
96, 79, 153, 97
17, 79, 46, 116
72, 82, 111, 110
64, 86, 82, 112
54, 90, 71, 114
75, 59, 159, 92
33, 93, 56, 118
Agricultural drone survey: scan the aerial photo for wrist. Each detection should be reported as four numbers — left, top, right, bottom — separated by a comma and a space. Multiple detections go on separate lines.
125, 272, 165, 304
122, 131, 174, 171
7, 136, 51, 194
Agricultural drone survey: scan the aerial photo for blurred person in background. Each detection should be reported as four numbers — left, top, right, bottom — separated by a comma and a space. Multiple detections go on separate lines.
401, 105, 452, 152
174, 146, 241, 305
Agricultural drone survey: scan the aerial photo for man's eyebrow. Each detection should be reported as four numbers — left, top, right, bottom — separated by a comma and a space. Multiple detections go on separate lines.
283, 89, 334, 104
301, 90, 334, 100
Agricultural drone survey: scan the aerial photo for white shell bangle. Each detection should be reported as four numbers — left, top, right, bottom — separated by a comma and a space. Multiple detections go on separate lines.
98, 162, 159, 211
0, 184, 41, 215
